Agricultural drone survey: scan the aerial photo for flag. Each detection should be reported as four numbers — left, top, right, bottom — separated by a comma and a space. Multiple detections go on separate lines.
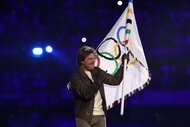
95, 0, 151, 110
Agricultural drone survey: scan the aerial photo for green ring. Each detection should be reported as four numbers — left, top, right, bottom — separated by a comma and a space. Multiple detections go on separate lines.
98, 52, 119, 75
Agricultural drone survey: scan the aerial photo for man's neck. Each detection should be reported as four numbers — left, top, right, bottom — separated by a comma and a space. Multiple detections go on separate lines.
82, 65, 91, 72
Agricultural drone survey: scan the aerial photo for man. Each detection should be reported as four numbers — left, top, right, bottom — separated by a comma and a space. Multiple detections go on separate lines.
70, 45, 128, 127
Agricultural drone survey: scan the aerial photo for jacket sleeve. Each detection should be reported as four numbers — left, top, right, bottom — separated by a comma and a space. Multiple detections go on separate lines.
96, 64, 124, 85
70, 73, 102, 100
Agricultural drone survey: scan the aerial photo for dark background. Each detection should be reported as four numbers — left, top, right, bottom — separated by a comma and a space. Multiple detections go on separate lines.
0, 0, 190, 127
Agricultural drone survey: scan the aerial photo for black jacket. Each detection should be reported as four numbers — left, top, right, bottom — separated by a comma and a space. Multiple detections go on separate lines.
70, 65, 124, 122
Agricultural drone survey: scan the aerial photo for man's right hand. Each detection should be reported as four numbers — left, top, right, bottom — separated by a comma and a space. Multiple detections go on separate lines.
121, 52, 130, 65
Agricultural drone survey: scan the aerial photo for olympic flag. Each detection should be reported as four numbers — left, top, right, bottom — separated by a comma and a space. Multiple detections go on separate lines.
95, 0, 151, 113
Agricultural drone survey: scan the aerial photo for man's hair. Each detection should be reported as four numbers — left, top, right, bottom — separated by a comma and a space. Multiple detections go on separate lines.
77, 46, 95, 65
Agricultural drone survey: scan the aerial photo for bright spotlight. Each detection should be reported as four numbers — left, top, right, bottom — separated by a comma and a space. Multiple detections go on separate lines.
46, 46, 53, 53
81, 37, 87, 43
32, 47, 43, 56
117, 1, 123, 6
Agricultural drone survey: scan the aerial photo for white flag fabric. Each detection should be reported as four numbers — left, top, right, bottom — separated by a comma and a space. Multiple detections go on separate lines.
95, 0, 151, 109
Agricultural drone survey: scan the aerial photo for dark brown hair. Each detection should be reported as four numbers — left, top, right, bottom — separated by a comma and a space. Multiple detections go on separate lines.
77, 46, 95, 65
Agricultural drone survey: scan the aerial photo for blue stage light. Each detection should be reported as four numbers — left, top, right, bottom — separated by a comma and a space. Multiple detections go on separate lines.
46, 46, 53, 53
32, 47, 43, 56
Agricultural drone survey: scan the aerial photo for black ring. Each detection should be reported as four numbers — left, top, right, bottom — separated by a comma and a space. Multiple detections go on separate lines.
96, 37, 121, 60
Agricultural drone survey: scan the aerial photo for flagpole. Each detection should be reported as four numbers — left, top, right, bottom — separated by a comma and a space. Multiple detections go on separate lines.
120, 46, 128, 115
120, 0, 133, 115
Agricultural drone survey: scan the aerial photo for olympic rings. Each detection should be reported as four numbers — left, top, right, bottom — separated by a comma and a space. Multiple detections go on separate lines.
96, 52, 119, 75
117, 26, 126, 46
95, 56, 100, 67
114, 42, 122, 62
97, 37, 121, 60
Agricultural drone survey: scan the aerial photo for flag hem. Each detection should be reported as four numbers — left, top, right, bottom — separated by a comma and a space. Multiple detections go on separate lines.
107, 74, 151, 110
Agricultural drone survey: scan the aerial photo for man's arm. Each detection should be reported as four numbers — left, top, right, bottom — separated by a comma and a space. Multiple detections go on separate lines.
70, 73, 102, 100
95, 53, 129, 85
95, 65, 124, 85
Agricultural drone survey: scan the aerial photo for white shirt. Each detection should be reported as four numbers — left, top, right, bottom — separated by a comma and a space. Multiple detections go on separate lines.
85, 71, 105, 115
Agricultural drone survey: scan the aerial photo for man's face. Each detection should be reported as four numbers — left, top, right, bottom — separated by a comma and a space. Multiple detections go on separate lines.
82, 53, 96, 71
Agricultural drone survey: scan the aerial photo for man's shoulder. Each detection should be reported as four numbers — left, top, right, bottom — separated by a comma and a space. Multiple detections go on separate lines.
93, 67, 100, 72
92, 67, 105, 74
71, 67, 81, 78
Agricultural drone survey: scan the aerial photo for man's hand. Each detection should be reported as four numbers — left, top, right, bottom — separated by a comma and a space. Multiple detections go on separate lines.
121, 52, 130, 65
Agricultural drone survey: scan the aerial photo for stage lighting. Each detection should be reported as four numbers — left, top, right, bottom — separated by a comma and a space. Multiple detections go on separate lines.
81, 37, 87, 43
46, 46, 53, 53
32, 47, 43, 56
117, 1, 123, 6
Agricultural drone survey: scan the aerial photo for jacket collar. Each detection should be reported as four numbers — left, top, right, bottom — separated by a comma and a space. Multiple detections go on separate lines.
78, 66, 97, 79
78, 65, 90, 79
